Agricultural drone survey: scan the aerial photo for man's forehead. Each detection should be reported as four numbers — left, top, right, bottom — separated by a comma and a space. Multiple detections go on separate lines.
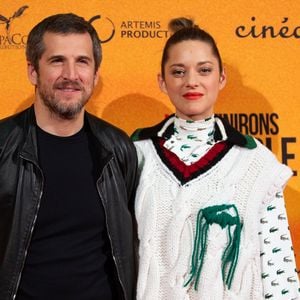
41, 32, 94, 55
42, 31, 92, 42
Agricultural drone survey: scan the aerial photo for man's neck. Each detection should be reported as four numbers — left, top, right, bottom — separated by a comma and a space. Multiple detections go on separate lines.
34, 103, 85, 137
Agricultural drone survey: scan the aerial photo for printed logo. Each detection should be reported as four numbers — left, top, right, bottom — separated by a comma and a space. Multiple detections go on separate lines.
235, 16, 300, 39
0, 5, 28, 49
120, 20, 169, 39
89, 15, 115, 43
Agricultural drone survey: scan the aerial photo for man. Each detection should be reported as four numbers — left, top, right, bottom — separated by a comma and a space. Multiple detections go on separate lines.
0, 13, 137, 300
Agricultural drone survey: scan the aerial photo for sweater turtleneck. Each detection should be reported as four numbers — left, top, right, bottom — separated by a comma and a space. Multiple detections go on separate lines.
163, 115, 215, 165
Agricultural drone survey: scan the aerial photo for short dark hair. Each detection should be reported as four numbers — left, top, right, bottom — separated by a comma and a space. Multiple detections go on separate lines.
161, 17, 223, 78
26, 13, 101, 72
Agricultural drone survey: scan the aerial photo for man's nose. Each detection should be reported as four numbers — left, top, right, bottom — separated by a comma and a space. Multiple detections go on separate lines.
62, 62, 78, 80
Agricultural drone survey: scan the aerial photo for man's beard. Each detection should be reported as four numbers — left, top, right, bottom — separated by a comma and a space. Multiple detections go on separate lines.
37, 78, 92, 120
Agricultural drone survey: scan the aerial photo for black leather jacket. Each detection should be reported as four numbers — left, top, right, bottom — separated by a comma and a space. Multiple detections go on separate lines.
0, 107, 138, 300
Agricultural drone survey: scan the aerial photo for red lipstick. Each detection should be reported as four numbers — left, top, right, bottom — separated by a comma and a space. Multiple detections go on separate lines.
183, 92, 204, 100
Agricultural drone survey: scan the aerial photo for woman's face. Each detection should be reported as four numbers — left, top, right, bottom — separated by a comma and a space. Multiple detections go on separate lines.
159, 40, 226, 121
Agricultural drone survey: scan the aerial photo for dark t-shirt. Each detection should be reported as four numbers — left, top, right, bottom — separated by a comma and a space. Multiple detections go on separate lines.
17, 126, 118, 300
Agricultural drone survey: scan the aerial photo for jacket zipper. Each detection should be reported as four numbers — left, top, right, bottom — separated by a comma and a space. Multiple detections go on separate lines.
96, 158, 127, 300
12, 157, 44, 300
11, 157, 126, 299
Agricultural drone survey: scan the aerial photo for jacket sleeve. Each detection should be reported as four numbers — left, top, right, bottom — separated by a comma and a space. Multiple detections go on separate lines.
116, 135, 139, 290
120, 137, 138, 205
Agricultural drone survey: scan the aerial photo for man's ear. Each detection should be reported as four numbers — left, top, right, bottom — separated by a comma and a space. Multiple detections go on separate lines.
27, 62, 38, 86
157, 73, 168, 94
93, 69, 99, 86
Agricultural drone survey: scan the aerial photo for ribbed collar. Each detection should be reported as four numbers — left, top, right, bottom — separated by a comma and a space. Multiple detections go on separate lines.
131, 114, 256, 149
173, 115, 215, 143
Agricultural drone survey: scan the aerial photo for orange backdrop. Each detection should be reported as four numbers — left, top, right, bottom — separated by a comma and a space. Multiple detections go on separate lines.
1, 0, 299, 270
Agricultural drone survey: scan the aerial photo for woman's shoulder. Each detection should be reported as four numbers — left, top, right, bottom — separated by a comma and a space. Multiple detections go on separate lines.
131, 114, 176, 142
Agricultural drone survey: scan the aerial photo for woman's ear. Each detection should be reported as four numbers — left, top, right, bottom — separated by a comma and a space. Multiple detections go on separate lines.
157, 73, 168, 94
219, 69, 227, 90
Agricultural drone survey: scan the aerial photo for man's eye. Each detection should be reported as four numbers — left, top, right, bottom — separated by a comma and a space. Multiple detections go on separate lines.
50, 59, 63, 64
77, 58, 91, 65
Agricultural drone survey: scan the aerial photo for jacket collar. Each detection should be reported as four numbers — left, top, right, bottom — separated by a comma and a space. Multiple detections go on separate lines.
84, 111, 113, 171
19, 106, 39, 163
131, 114, 256, 149
19, 107, 113, 168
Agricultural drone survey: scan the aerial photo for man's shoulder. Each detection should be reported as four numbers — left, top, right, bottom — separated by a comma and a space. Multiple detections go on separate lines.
0, 108, 31, 144
86, 112, 131, 143
0, 107, 32, 126
0, 107, 34, 149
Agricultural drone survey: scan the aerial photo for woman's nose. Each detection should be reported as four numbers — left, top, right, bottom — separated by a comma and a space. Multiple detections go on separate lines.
185, 71, 199, 88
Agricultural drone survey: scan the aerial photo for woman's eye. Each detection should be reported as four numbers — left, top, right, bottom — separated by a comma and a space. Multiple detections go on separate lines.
172, 69, 185, 77
199, 67, 212, 75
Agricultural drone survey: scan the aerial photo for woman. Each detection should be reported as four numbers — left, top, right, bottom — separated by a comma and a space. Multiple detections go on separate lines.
132, 17, 300, 299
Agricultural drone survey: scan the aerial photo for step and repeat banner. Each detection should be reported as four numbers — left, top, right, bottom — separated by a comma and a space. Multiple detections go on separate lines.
1, 1, 299, 269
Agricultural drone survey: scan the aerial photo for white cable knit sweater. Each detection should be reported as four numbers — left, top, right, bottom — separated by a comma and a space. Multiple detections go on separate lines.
134, 133, 295, 299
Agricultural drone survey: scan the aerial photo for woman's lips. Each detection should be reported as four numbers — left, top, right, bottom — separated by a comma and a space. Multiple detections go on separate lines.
182, 92, 204, 100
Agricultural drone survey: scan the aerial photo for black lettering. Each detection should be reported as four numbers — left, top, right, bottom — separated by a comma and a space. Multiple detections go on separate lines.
238, 114, 248, 134
148, 31, 155, 38
261, 26, 276, 38
281, 137, 297, 176
249, 114, 259, 135
128, 21, 134, 29
21, 35, 27, 44
278, 26, 292, 38
5, 36, 11, 45
138, 21, 145, 29
11, 33, 21, 45
259, 113, 269, 135
157, 30, 168, 38
277, 17, 291, 38
235, 26, 251, 38
265, 137, 272, 151
293, 26, 300, 38
133, 31, 141, 38
143, 21, 153, 29
270, 113, 279, 134
236, 16, 300, 39
235, 16, 257, 38
120, 21, 127, 28
233, 113, 239, 130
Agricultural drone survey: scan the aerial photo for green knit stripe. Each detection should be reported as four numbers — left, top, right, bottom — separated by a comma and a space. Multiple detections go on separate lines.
184, 204, 242, 291
244, 135, 257, 149
130, 128, 142, 141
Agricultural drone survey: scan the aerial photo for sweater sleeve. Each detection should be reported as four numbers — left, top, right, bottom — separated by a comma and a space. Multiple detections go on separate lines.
259, 190, 300, 299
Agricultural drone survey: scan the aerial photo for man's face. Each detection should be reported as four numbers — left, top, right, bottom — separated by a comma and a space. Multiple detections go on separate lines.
28, 32, 99, 119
